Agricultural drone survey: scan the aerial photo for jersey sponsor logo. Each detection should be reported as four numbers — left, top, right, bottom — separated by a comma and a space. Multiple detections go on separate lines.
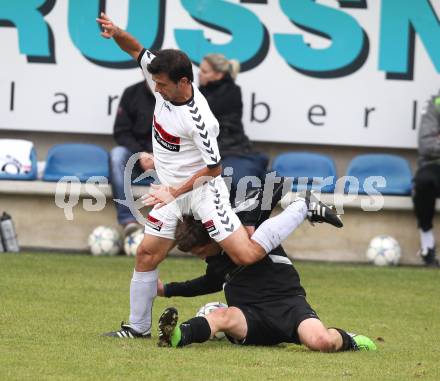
203, 219, 219, 237
154, 129, 180, 152
146, 214, 163, 231
153, 116, 181, 152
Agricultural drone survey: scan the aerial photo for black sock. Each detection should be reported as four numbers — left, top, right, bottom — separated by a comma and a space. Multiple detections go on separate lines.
332, 328, 355, 351
178, 317, 212, 347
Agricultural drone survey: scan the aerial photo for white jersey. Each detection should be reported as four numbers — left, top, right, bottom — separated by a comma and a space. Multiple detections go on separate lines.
138, 49, 221, 187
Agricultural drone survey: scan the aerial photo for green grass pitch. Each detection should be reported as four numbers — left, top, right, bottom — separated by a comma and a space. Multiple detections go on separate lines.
1, 253, 439, 381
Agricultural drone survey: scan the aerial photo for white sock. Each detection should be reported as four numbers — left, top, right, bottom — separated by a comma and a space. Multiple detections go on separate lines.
251, 199, 307, 253
420, 229, 435, 252
129, 269, 158, 333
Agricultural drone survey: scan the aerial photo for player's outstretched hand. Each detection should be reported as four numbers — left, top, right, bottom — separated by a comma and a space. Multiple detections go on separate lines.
141, 184, 177, 209
96, 12, 119, 39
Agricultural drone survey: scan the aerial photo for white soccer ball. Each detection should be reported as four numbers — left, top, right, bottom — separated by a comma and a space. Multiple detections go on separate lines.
366, 235, 401, 266
196, 302, 228, 340
88, 226, 121, 256
123, 229, 144, 256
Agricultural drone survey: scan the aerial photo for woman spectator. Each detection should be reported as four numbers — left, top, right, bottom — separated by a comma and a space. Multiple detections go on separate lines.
198, 54, 268, 203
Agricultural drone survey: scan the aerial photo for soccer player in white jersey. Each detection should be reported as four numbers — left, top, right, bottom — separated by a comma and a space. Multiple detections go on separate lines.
96, 13, 343, 339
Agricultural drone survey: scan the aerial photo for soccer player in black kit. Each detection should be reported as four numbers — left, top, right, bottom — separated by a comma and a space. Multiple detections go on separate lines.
157, 186, 377, 352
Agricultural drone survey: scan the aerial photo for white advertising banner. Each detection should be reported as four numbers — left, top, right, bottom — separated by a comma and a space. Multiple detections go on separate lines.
1, 0, 440, 148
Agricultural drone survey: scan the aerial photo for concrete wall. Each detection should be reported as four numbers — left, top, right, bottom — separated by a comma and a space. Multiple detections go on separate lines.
0, 181, 434, 265
277, 206, 430, 266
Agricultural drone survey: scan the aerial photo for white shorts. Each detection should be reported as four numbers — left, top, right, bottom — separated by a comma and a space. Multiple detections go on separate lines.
144, 176, 241, 242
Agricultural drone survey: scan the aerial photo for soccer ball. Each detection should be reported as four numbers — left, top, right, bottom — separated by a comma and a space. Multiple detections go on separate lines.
123, 229, 144, 256
196, 302, 228, 340
366, 235, 401, 266
88, 226, 121, 256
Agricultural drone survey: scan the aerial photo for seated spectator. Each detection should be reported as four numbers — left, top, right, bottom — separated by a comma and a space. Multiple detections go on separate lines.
412, 91, 440, 267
198, 54, 268, 203
110, 81, 155, 235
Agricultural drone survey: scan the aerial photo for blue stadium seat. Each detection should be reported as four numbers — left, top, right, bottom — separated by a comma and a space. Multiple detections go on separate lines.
272, 152, 337, 193
344, 154, 412, 195
0, 147, 38, 181
43, 143, 109, 182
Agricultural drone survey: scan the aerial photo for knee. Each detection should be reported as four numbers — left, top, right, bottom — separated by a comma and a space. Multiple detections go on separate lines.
136, 243, 161, 269
229, 244, 262, 266
209, 307, 233, 330
414, 171, 436, 192
307, 333, 337, 353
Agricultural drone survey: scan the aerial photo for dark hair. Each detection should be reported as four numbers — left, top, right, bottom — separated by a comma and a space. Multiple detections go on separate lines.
147, 49, 194, 83
175, 215, 211, 252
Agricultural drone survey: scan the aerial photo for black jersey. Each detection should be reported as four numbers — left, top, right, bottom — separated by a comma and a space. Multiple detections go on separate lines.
164, 245, 305, 306
164, 178, 305, 306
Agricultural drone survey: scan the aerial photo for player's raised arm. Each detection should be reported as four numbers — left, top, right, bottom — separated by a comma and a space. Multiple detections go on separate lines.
96, 12, 143, 60
96, 12, 157, 92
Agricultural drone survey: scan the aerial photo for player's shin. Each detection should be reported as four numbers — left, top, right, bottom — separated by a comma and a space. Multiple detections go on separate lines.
329, 328, 377, 351
128, 269, 158, 333
177, 317, 212, 347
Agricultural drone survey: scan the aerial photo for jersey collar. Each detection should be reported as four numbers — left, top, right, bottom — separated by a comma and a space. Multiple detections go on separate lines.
170, 84, 194, 106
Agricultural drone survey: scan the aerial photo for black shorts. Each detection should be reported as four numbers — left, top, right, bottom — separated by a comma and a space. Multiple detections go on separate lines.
227, 295, 319, 346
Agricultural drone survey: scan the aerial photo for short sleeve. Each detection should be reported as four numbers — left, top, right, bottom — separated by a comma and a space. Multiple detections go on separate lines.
186, 98, 221, 168
137, 49, 158, 99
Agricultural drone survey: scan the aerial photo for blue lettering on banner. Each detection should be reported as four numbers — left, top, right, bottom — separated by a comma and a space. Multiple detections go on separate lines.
274, 0, 368, 78
174, 0, 269, 70
1, 0, 440, 79
0, 0, 56, 63
68, 0, 165, 68
379, 0, 440, 80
